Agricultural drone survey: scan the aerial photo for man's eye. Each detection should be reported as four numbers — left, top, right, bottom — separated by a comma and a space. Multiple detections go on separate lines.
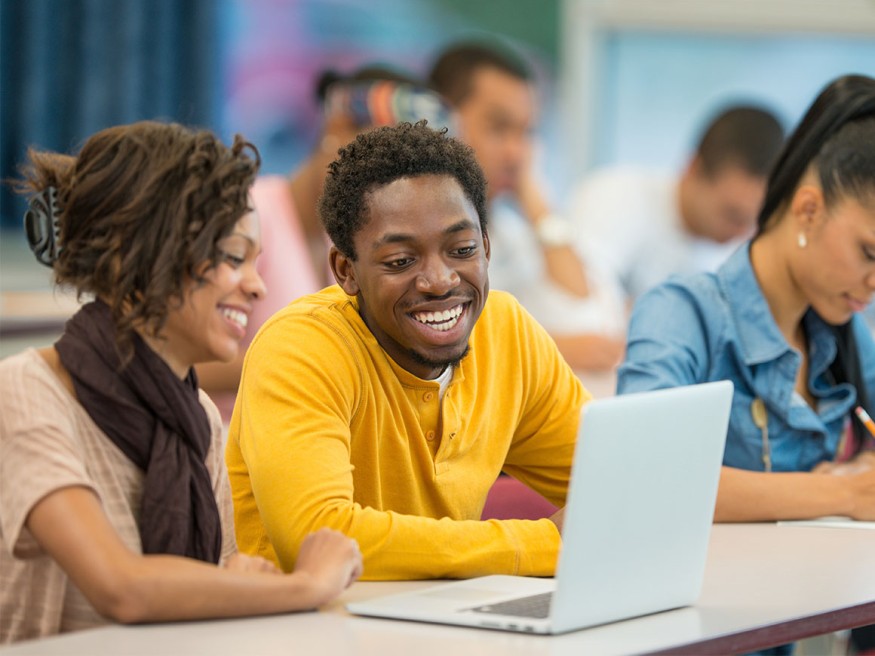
386, 257, 413, 269
453, 246, 476, 257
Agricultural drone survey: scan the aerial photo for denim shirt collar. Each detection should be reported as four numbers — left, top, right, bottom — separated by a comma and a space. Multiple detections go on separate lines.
716, 244, 837, 376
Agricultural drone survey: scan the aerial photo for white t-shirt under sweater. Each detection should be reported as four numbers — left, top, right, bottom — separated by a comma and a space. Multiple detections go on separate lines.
568, 167, 742, 302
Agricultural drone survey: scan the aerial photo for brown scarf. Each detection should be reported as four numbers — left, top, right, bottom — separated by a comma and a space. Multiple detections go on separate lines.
55, 301, 222, 563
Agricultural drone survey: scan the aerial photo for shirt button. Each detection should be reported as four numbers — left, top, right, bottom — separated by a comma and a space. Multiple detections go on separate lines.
426, 431, 436, 441
423, 391, 434, 402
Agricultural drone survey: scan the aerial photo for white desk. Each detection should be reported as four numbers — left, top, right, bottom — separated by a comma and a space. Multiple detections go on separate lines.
4, 524, 874, 656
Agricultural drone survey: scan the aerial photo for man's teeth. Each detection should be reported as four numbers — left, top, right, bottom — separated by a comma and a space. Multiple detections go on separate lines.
221, 307, 248, 329
412, 305, 463, 331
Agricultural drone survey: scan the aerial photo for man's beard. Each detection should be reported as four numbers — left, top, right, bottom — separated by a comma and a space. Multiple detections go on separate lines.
408, 344, 471, 376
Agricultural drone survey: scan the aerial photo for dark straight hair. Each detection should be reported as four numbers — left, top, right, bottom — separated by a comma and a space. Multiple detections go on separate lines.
755, 74, 875, 452
695, 105, 784, 178
756, 75, 875, 232
428, 38, 534, 106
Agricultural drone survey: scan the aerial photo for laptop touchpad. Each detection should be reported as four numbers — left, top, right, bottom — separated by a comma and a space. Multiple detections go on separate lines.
421, 587, 510, 603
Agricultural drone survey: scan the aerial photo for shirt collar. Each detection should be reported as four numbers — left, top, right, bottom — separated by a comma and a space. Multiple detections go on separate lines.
717, 244, 793, 366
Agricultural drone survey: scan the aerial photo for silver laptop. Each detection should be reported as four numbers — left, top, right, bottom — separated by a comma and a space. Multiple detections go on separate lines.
347, 380, 733, 635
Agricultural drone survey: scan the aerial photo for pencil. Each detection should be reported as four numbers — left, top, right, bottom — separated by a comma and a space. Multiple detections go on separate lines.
854, 406, 875, 439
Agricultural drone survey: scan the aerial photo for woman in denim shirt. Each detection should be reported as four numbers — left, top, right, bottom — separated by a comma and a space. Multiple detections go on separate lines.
618, 74, 875, 523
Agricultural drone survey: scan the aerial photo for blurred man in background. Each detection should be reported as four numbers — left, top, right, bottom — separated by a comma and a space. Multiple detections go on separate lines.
429, 40, 626, 373
569, 105, 785, 304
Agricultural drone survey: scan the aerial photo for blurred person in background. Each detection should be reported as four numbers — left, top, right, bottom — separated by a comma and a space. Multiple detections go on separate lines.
570, 105, 785, 304
428, 39, 627, 373
197, 65, 451, 422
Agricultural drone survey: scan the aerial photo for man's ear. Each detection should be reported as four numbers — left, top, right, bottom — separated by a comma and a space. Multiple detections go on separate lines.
329, 245, 360, 296
482, 228, 491, 262
684, 154, 706, 181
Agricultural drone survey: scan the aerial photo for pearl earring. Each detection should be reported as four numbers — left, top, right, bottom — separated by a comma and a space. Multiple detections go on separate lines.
798, 232, 807, 248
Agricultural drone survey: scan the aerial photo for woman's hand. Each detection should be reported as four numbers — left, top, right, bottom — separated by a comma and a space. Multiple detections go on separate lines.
293, 528, 363, 606
845, 467, 875, 521
813, 449, 875, 476
223, 553, 281, 574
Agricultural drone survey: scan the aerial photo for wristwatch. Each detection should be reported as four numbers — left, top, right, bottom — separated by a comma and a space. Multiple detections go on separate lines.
534, 213, 574, 247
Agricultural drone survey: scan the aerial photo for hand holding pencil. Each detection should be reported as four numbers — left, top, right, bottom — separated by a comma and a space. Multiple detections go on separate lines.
855, 406, 875, 441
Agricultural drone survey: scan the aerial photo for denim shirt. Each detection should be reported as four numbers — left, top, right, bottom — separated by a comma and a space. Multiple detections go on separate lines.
617, 245, 875, 472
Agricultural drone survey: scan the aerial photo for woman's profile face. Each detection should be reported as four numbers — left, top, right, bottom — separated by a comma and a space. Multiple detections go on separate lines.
797, 194, 875, 325
156, 211, 266, 377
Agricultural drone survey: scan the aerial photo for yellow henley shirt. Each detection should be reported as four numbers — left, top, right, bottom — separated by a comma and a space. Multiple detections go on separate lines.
226, 286, 590, 580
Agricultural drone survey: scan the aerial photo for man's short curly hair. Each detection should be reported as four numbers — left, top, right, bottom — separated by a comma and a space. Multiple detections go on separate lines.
319, 120, 487, 259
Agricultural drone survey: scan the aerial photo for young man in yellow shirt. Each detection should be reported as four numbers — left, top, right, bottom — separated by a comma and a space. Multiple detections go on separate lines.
226, 121, 590, 580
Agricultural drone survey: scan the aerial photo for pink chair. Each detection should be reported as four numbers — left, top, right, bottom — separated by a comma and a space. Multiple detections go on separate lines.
481, 475, 558, 520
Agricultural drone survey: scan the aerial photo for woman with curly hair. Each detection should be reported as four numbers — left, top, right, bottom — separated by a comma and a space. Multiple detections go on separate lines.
0, 121, 361, 644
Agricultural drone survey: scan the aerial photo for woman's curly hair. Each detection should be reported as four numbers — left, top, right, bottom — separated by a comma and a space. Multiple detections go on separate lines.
15, 120, 260, 358
318, 120, 487, 260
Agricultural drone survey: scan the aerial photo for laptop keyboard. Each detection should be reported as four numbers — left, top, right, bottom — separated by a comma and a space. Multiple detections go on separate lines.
468, 592, 553, 619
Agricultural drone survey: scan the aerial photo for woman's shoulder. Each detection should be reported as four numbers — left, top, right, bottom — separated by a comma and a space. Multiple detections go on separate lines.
0, 348, 81, 443
197, 389, 224, 441
0, 348, 69, 397
666, 269, 723, 294
0, 347, 42, 373
636, 271, 726, 317
628, 272, 735, 354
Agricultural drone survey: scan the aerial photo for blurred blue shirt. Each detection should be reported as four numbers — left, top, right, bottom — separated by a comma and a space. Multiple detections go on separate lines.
617, 244, 875, 472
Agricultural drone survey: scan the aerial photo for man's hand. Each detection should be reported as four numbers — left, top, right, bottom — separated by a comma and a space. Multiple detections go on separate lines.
548, 506, 566, 534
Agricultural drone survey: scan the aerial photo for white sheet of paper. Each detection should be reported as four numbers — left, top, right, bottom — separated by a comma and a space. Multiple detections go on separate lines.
777, 516, 875, 530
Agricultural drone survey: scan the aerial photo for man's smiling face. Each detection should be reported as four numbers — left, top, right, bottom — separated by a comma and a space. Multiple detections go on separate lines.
331, 173, 490, 379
